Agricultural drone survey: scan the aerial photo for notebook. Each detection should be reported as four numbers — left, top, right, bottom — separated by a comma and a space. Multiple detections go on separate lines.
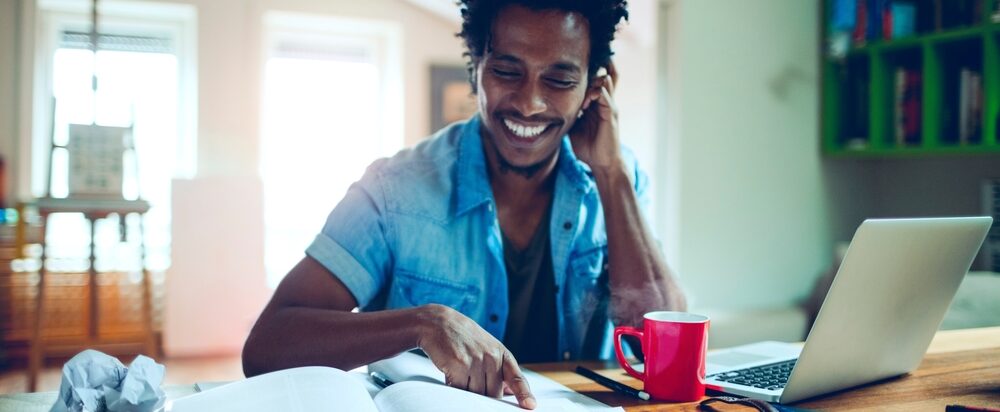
173, 351, 621, 412
704, 217, 993, 403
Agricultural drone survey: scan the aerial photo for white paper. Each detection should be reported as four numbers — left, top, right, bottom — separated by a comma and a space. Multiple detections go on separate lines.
171, 353, 625, 412
170, 367, 376, 412
368, 352, 622, 412
374, 381, 589, 412
51, 350, 166, 412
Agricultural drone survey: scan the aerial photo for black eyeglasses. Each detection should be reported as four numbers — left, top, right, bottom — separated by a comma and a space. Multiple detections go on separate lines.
698, 396, 780, 412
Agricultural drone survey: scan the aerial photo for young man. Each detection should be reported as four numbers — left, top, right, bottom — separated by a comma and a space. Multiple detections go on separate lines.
242, 0, 686, 409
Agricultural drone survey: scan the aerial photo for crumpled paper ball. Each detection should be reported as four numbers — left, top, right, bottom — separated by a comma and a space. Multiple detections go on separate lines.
50, 349, 166, 412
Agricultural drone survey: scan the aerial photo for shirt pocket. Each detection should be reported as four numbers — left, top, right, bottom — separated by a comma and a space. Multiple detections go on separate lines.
569, 246, 607, 283
392, 270, 477, 314
566, 247, 610, 335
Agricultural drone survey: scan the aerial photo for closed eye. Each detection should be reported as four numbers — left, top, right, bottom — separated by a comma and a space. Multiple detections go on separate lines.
491, 68, 519, 78
546, 78, 578, 89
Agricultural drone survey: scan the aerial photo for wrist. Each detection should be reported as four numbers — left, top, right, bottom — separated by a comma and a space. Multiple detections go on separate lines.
413, 304, 447, 349
590, 161, 632, 188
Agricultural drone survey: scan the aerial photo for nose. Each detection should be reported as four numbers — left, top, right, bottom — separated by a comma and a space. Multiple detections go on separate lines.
511, 80, 547, 117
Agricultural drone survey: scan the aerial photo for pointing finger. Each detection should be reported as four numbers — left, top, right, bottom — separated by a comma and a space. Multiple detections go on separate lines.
502, 352, 536, 410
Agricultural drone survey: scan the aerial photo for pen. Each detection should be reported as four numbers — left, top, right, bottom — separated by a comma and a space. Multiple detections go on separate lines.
946, 405, 1000, 412
370, 371, 395, 389
574, 365, 650, 401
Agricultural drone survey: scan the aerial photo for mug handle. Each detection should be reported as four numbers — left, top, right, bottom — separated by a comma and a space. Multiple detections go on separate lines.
613, 326, 645, 381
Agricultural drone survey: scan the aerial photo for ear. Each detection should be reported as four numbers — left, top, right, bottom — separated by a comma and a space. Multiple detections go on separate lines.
580, 80, 601, 111
581, 66, 608, 111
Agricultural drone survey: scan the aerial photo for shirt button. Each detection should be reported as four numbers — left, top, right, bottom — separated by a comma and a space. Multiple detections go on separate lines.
563, 351, 571, 360
489, 314, 499, 322
563, 221, 572, 230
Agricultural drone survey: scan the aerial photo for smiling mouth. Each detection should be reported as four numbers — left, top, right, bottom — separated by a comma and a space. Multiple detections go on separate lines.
503, 118, 551, 139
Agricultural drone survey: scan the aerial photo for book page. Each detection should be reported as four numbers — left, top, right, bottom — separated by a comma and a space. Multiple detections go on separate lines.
369, 352, 621, 411
170, 366, 377, 412
374, 380, 589, 412
194, 370, 381, 397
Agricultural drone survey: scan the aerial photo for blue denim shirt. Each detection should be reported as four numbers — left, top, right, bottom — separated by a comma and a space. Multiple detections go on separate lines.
306, 114, 650, 360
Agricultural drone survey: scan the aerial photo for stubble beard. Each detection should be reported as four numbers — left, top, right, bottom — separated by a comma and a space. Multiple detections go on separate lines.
483, 131, 560, 179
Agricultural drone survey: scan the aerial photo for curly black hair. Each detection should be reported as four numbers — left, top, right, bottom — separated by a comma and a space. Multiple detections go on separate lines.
457, 0, 629, 89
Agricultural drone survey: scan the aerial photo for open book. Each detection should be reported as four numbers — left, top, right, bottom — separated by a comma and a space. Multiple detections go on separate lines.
170, 352, 621, 412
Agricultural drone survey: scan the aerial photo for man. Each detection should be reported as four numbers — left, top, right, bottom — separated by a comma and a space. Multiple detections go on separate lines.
242, 0, 686, 409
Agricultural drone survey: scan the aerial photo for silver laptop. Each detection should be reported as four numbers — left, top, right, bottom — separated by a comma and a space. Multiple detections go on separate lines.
704, 217, 993, 404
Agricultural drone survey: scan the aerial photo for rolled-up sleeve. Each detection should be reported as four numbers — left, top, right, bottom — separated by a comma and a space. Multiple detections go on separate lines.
306, 161, 391, 307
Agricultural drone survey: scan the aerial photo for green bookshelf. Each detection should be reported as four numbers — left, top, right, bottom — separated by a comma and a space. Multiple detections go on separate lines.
822, 0, 1000, 157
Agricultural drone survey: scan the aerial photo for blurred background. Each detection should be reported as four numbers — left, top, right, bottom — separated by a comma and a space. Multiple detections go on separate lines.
0, 0, 998, 394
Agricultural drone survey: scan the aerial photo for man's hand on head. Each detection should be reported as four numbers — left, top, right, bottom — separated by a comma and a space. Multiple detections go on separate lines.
416, 304, 537, 410
569, 61, 624, 173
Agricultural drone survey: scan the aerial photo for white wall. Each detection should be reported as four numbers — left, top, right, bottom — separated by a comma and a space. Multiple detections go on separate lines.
660, 0, 829, 310
0, 0, 19, 199
180, 0, 465, 177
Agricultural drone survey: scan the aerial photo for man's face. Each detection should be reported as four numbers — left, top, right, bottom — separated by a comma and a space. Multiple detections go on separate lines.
475, 4, 592, 169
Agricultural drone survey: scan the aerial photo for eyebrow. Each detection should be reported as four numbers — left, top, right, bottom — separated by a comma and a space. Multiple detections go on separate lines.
491, 54, 583, 74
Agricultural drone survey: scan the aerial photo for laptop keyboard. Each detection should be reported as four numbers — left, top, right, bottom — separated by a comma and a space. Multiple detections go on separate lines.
707, 359, 796, 391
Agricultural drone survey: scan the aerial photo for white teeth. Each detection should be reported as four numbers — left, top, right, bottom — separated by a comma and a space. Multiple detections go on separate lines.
504, 119, 546, 138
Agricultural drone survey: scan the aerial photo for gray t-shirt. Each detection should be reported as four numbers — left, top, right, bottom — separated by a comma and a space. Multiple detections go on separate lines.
501, 206, 558, 363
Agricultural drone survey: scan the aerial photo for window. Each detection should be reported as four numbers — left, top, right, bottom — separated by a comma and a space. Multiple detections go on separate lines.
33, 1, 197, 273
261, 12, 402, 287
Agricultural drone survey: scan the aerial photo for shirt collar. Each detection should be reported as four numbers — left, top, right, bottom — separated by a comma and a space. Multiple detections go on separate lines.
455, 113, 595, 217
456, 114, 493, 216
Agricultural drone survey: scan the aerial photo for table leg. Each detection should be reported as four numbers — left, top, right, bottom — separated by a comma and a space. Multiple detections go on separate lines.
27, 213, 49, 392
137, 213, 156, 357
88, 214, 99, 343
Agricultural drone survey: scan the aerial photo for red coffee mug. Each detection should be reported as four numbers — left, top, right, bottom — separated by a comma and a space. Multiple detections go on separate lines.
613, 311, 710, 402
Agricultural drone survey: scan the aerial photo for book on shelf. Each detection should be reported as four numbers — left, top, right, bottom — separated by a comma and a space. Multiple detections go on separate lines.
867, 0, 885, 41
850, 0, 887, 44
834, 0, 918, 50
171, 352, 619, 412
828, 0, 856, 57
888, 1, 916, 39
958, 68, 983, 144
852, 0, 870, 45
894, 67, 922, 146
831, 0, 989, 45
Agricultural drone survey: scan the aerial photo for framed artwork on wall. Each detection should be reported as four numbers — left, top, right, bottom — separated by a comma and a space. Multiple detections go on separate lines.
430, 65, 478, 133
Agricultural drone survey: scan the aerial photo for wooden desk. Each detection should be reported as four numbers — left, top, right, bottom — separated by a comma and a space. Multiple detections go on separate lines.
2, 327, 998, 411
535, 326, 1000, 411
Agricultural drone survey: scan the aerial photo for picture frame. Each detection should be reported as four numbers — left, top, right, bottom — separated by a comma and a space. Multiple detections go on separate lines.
66, 123, 130, 199
430, 65, 478, 133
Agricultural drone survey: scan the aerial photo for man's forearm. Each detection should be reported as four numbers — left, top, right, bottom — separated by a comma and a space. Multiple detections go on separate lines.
592, 164, 687, 327
242, 305, 430, 376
